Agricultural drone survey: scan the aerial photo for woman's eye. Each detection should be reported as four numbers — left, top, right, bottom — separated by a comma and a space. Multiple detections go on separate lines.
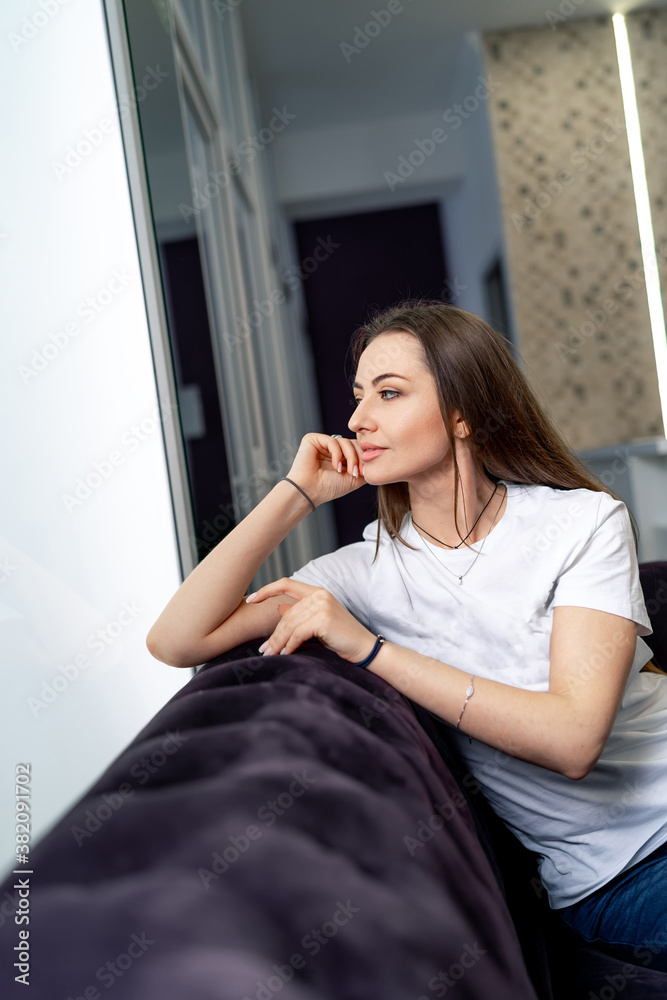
350, 390, 400, 408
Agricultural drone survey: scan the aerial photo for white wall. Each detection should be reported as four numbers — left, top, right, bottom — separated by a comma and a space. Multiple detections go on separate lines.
273, 108, 466, 211
268, 32, 510, 332
0, 0, 190, 875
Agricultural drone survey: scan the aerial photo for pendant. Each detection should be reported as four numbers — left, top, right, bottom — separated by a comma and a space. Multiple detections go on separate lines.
458, 576, 463, 585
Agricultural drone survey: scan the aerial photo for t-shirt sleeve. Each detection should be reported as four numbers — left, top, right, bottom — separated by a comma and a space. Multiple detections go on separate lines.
288, 540, 374, 628
552, 492, 652, 636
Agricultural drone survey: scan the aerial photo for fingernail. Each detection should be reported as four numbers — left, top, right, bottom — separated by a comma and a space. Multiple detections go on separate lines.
262, 647, 272, 656
353, 465, 358, 478
279, 648, 288, 655
246, 592, 257, 603
258, 640, 269, 653
337, 462, 342, 473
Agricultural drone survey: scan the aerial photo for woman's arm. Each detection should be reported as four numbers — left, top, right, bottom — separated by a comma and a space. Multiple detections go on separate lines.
146, 480, 311, 667
146, 433, 366, 668
365, 604, 637, 779
250, 579, 638, 780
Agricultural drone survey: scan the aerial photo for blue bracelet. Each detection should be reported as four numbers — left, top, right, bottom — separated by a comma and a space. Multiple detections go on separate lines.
354, 634, 386, 669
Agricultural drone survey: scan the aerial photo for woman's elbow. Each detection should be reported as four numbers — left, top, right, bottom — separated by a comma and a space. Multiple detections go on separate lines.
562, 759, 595, 781
560, 743, 603, 781
145, 630, 192, 669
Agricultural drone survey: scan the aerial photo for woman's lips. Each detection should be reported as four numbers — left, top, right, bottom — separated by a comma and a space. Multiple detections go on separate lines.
361, 448, 387, 461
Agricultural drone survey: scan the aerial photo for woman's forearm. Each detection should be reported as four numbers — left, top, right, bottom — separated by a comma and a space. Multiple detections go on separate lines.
146, 479, 313, 662
365, 639, 617, 780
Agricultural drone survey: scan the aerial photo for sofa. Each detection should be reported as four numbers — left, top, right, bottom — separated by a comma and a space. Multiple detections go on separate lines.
0, 647, 539, 999
1, 563, 665, 999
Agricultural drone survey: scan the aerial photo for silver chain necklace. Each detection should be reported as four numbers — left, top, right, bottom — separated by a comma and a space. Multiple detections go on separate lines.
411, 484, 507, 585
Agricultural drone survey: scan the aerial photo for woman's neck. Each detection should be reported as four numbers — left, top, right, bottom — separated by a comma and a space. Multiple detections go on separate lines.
409, 474, 506, 549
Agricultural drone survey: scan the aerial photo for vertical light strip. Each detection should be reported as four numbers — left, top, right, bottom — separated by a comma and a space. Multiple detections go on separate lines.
612, 12, 667, 432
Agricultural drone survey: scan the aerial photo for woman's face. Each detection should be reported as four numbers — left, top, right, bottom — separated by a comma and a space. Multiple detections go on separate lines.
348, 331, 455, 487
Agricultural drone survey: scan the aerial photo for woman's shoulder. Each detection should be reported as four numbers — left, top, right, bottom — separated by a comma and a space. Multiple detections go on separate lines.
506, 480, 622, 517
361, 514, 420, 547
361, 519, 379, 542
503, 482, 631, 549
361, 518, 393, 543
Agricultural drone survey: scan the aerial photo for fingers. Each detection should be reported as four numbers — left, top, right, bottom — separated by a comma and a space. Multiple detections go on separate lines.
260, 618, 310, 657
328, 435, 363, 479
246, 577, 314, 604
299, 433, 365, 488
246, 580, 310, 653
255, 585, 328, 655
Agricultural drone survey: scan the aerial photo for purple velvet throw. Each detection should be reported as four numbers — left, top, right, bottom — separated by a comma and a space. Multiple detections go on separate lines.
0, 645, 537, 999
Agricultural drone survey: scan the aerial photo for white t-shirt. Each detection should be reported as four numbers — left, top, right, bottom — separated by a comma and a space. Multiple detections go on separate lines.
290, 480, 667, 908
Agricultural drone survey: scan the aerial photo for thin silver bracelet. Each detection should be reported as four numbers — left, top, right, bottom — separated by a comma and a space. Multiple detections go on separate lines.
455, 675, 475, 744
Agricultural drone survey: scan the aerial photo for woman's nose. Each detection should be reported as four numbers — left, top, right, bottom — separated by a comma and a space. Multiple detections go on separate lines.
348, 398, 374, 433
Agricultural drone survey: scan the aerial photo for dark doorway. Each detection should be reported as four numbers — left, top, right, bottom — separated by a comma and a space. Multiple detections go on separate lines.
294, 201, 449, 547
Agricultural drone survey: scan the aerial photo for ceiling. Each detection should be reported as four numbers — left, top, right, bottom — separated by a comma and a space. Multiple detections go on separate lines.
239, 0, 667, 129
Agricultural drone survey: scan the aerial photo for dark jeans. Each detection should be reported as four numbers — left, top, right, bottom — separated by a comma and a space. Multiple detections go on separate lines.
557, 839, 667, 972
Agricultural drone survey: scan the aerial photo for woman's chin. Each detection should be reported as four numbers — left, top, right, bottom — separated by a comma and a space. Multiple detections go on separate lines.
362, 470, 398, 487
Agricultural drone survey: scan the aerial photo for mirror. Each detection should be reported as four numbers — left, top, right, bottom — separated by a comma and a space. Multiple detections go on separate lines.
122, 0, 667, 563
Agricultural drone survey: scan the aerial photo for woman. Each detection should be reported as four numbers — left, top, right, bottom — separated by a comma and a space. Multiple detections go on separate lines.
147, 300, 667, 970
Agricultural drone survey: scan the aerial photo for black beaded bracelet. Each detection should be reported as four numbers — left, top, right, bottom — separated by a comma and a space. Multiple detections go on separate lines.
354, 634, 386, 669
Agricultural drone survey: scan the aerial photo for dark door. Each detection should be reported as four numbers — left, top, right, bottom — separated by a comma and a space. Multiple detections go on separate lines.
294, 201, 449, 547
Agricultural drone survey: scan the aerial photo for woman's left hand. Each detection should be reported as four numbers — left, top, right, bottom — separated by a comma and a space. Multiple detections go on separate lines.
246, 579, 376, 663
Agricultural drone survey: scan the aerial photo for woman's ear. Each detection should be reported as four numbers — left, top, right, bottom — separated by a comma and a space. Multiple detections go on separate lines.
450, 410, 468, 440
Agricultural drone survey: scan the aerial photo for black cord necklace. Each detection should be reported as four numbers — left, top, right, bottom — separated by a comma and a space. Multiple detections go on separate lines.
411, 482, 499, 549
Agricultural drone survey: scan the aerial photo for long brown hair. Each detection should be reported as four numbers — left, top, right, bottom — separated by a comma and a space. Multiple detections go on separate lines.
348, 300, 639, 560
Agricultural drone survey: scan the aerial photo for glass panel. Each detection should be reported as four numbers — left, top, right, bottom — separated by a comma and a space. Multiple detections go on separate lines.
122, 0, 234, 557
234, 211, 269, 452
182, 94, 260, 455
208, 5, 241, 147
176, 0, 211, 77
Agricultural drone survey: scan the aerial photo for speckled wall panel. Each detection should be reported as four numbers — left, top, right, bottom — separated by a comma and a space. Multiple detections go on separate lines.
626, 8, 667, 321
482, 18, 663, 451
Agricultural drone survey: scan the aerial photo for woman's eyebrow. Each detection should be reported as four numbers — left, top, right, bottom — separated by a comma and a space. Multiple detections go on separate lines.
352, 373, 411, 389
